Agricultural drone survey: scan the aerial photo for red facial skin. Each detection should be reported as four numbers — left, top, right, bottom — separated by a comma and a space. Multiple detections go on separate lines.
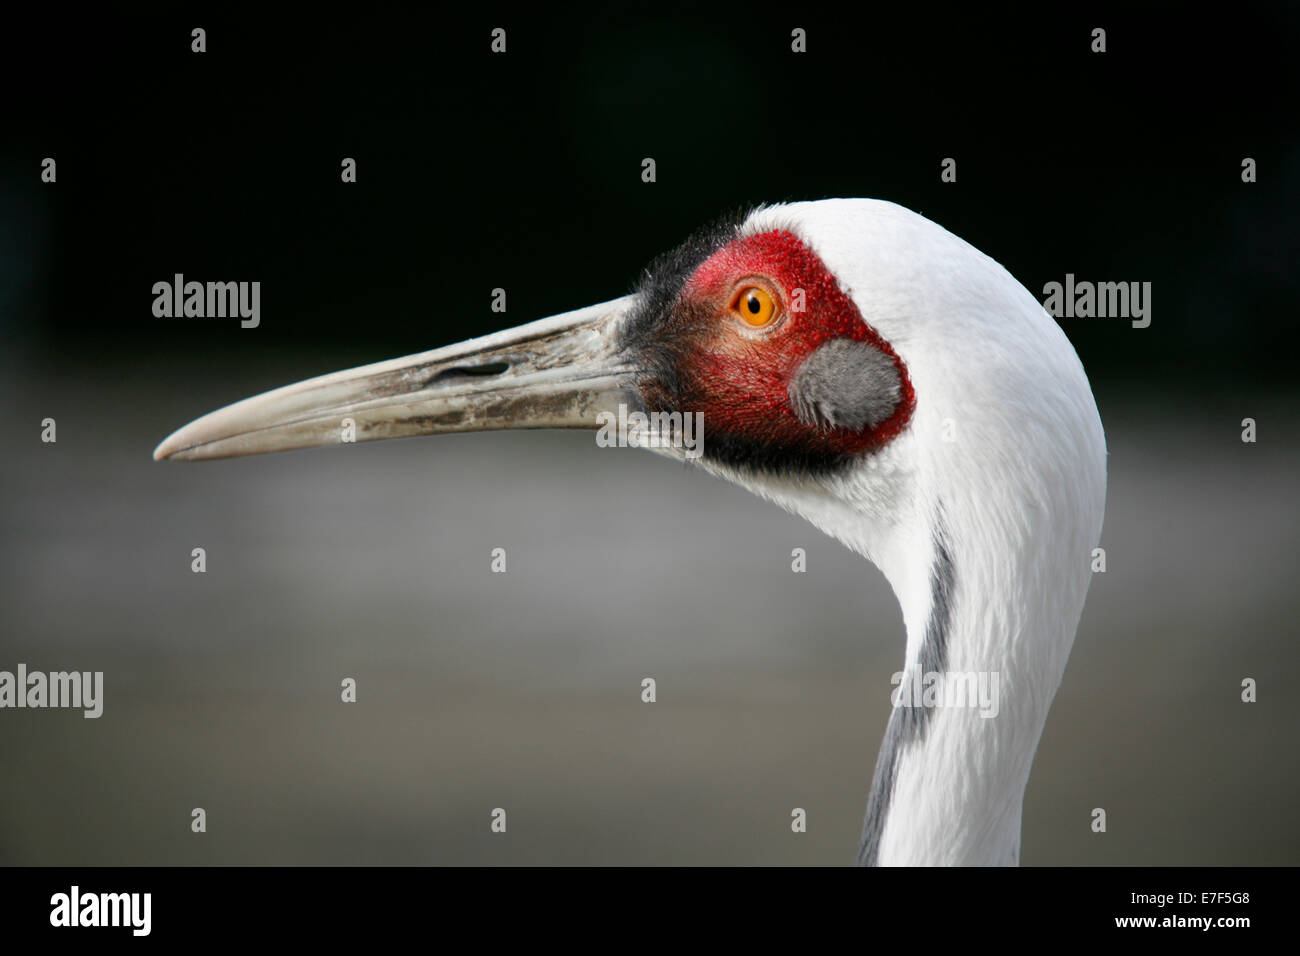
668, 229, 915, 458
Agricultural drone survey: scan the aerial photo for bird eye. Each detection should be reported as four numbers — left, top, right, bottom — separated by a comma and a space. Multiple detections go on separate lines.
731, 285, 778, 328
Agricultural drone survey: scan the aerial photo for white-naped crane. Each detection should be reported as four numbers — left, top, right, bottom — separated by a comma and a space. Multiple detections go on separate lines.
155, 199, 1107, 865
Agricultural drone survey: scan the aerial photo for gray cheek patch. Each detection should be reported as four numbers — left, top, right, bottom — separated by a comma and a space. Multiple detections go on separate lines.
787, 338, 903, 431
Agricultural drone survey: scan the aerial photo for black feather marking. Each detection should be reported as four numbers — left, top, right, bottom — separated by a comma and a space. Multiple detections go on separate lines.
618, 206, 752, 351
698, 431, 857, 479
616, 207, 754, 428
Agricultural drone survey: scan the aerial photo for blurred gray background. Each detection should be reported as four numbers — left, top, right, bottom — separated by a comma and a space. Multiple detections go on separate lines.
1, 7, 1297, 865
0, 358, 1296, 864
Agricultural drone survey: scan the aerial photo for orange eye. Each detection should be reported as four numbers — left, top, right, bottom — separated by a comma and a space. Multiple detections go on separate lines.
732, 285, 778, 328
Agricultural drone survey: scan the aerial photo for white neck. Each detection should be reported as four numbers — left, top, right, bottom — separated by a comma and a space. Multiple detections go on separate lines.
859, 504, 1089, 866
852, 387, 1104, 865
695, 433, 1102, 865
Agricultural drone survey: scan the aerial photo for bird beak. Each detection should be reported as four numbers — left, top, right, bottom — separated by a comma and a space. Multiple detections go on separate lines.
153, 295, 642, 461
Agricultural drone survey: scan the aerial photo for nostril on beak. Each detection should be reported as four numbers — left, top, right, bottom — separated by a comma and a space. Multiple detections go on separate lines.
428, 361, 511, 384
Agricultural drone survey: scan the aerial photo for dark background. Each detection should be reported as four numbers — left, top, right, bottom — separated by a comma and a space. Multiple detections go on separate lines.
0, 5, 1297, 866
4, 5, 1296, 378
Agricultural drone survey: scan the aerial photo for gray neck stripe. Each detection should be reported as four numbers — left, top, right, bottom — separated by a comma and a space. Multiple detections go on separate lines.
856, 518, 954, 866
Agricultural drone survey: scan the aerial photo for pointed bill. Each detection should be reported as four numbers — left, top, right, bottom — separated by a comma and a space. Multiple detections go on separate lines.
153, 296, 641, 461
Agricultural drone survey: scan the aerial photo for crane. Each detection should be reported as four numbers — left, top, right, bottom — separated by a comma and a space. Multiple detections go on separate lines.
154, 199, 1107, 865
